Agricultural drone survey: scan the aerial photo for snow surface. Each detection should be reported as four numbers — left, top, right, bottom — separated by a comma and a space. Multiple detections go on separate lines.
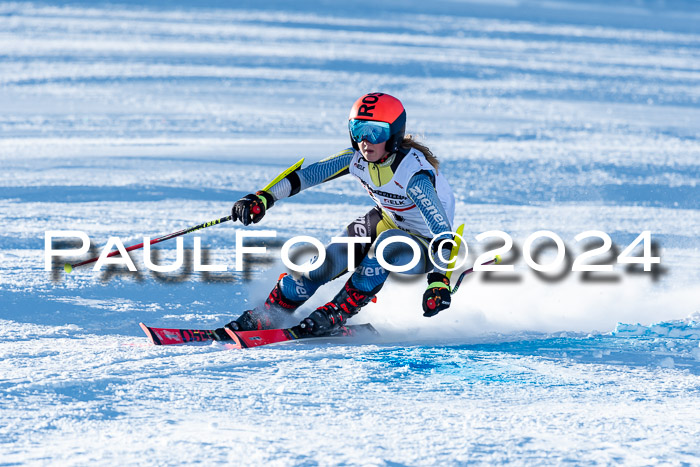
1, 0, 699, 464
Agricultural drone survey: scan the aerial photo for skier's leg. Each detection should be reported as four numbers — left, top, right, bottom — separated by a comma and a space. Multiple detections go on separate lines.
225, 277, 305, 332
215, 208, 385, 337
299, 229, 431, 335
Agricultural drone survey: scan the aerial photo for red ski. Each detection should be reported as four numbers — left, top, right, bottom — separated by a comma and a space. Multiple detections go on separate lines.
139, 322, 378, 348
225, 323, 378, 349
139, 323, 220, 345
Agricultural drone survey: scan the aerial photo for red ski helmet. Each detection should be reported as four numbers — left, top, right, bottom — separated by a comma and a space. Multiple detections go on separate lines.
348, 92, 406, 153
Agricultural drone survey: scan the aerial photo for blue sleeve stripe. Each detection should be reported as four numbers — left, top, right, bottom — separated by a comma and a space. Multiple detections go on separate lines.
266, 149, 353, 200
298, 149, 353, 187
407, 173, 452, 237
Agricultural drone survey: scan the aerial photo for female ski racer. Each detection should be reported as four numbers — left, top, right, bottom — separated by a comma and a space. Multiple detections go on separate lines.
214, 92, 456, 339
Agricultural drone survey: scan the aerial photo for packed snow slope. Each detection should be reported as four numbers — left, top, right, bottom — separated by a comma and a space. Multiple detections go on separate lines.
1, 0, 699, 464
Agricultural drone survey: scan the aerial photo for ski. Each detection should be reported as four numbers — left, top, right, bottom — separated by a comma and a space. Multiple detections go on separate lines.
225, 323, 378, 349
139, 322, 220, 345
139, 322, 378, 347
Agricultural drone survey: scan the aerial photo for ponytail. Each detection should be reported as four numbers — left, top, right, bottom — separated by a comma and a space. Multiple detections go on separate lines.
401, 135, 439, 173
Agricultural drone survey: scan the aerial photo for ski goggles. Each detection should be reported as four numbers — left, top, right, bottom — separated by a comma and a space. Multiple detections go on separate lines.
348, 119, 391, 144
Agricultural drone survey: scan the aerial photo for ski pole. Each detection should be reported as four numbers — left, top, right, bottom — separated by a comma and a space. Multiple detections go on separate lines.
440, 223, 501, 293
64, 215, 232, 273
445, 223, 465, 282
64, 158, 305, 273
450, 255, 501, 295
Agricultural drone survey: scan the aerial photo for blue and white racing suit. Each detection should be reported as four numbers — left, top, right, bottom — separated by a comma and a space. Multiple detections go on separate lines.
265, 146, 456, 302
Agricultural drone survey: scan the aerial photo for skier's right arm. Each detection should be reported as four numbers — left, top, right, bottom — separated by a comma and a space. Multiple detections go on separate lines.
265, 148, 353, 201
231, 149, 354, 226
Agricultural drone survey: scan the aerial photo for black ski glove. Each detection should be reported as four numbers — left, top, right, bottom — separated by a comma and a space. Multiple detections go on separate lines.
231, 191, 275, 226
422, 272, 451, 317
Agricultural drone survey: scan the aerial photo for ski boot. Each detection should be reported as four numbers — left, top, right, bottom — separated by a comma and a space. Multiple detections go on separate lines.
212, 279, 304, 341
298, 278, 381, 336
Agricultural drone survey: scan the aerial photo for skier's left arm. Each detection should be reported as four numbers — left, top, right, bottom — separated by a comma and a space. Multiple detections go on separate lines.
406, 171, 454, 317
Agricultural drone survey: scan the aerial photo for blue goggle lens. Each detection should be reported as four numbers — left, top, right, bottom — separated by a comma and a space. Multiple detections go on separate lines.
349, 119, 391, 144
